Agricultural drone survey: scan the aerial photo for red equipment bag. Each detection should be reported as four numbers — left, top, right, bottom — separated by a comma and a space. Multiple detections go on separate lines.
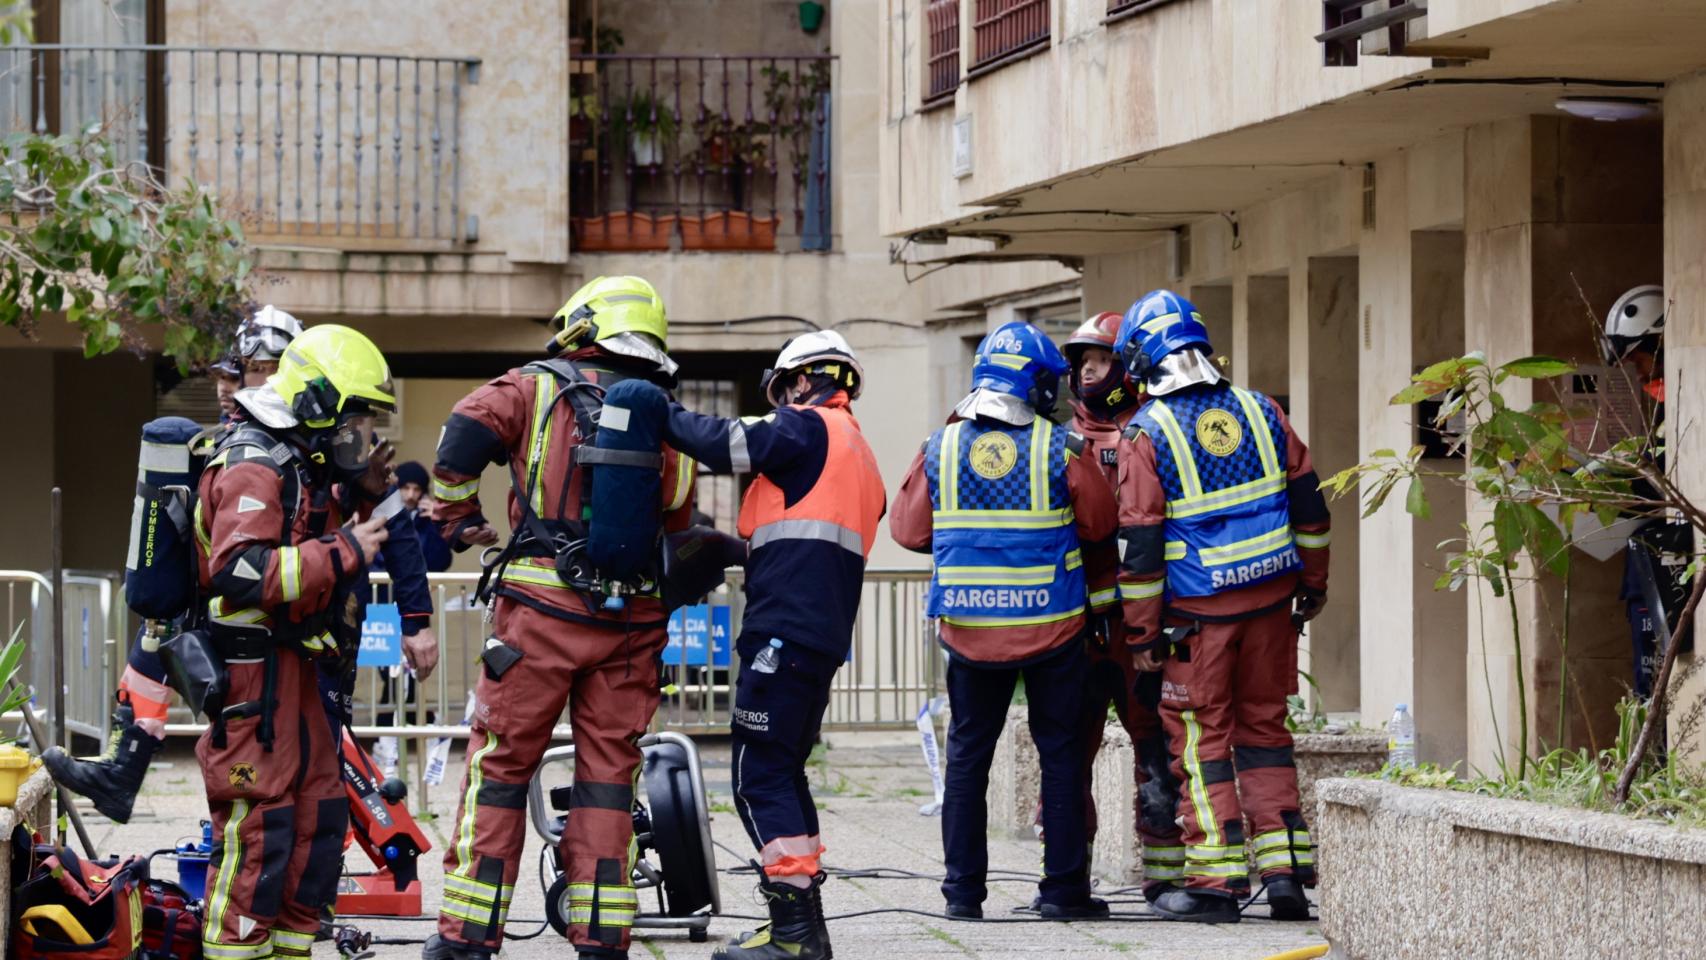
139, 877, 202, 960
10, 838, 145, 960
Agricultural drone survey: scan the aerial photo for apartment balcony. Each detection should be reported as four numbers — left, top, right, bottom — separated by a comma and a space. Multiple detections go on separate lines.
1, 44, 481, 246
569, 53, 835, 255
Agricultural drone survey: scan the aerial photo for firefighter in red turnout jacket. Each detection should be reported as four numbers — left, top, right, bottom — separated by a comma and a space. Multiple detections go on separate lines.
1113, 290, 1330, 925
657, 331, 886, 960
1057, 312, 1185, 900
891, 322, 1120, 921
194, 325, 400, 960
426, 277, 696, 960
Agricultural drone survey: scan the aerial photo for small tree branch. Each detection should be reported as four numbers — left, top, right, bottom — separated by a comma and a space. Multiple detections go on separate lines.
1613, 566, 1706, 805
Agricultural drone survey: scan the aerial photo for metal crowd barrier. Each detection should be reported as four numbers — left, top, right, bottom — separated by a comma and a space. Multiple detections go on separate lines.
17, 568, 939, 807
2, 569, 127, 745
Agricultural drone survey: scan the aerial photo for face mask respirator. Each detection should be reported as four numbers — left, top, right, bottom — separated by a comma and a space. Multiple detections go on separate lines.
328, 414, 378, 476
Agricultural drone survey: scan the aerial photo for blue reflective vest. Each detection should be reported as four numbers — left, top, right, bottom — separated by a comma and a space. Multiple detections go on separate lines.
1130, 383, 1298, 599
923, 418, 1086, 627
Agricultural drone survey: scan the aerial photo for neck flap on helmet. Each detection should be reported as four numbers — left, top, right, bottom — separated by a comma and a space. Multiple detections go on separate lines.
954, 388, 1036, 427
1145, 348, 1224, 397
595, 331, 680, 377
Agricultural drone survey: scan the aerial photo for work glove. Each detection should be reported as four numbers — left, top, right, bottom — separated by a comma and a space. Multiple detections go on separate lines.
1292, 588, 1327, 628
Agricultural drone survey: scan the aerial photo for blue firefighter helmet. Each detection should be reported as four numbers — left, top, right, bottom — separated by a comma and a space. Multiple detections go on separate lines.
1116, 289, 1213, 382
971, 321, 1070, 412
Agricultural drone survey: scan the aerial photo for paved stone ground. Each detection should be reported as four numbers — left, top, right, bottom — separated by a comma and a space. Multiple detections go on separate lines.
69, 731, 1325, 960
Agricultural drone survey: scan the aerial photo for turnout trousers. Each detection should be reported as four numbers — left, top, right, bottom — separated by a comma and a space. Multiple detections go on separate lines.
729, 637, 843, 885
1159, 605, 1314, 897
1080, 633, 1185, 895
942, 639, 1091, 909
1032, 632, 1185, 896
198, 653, 345, 960
437, 598, 665, 956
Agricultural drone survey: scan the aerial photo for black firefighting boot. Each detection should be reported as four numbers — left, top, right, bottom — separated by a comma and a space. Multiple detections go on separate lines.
1264, 875, 1312, 921
1150, 887, 1241, 924
713, 874, 830, 960
420, 934, 493, 960
41, 704, 158, 824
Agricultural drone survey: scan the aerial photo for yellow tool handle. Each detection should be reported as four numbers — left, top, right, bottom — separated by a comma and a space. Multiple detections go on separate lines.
20, 904, 95, 945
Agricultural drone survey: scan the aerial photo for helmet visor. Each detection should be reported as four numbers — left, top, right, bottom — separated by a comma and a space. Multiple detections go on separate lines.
330, 414, 378, 474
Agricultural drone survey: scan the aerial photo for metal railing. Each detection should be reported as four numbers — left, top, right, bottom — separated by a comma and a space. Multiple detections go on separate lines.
924, 0, 961, 106
571, 53, 834, 253
1317, 0, 1426, 66
1, 570, 126, 744
0, 44, 481, 241
970, 0, 1050, 73
8, 566, 936, 811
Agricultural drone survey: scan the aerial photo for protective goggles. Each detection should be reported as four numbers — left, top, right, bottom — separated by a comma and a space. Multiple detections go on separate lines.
237, 323, 295, 361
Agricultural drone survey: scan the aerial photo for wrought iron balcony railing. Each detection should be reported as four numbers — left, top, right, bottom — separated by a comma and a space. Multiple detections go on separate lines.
571, 53, 834, 254
970, 0, 1050, 75
0, 44, 481, 242
924, 0, 961, 106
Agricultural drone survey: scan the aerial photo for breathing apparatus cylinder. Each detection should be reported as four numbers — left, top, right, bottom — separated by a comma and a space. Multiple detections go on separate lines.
123, 417, 206, 623
583, 378, 669, 581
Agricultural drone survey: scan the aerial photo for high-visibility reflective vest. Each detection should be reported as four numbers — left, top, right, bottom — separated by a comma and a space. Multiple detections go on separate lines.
737, 402, 885, 561
1129, 383, 1298, 599
923, 417, 1086, 627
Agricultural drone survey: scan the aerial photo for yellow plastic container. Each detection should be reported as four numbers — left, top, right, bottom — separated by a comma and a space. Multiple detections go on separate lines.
0, 743, 42, 807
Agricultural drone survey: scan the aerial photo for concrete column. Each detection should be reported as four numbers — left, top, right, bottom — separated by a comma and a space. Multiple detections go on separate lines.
1190, 284, 1234, 378
1463, 115, 1661, 769
1291, 257, 1360, 714
0, 353, 56, 571
1358, 149, 1421, 743
1462, 117, 1541, 772
1241, 275, 1290, 401
1665, 71, 1706, 757
1410, 231, 1468, 764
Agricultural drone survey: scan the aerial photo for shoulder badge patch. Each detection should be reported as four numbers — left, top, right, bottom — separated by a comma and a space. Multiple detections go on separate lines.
969, 432, 1019, 480
1195, 409, 1243, 457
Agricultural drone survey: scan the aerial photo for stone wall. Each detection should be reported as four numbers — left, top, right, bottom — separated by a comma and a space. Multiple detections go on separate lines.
988, 706, 1388, 883
0, 769, 57, 951
1317, 778, 1706, 959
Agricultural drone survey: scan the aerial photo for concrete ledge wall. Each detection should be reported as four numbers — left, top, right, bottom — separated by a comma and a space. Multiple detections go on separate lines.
0, 769, 56, 950
1317, 778, 1706, 959
988, 706, 1388, 882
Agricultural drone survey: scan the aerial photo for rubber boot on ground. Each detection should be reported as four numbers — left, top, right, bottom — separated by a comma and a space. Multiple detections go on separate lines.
713, 875, 830, 960
41, 706, 159, 824
1150, 888, 1241, 924
1264, 875, 1311, 921
420, 933, 493, 960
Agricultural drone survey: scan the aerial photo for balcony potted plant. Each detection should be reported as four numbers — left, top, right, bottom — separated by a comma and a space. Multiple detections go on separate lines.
608, 89, 678, 170
680, 112, 779, 251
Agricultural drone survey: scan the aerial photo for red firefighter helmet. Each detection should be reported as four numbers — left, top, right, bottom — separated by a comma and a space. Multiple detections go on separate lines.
1064, 311, 1123, 365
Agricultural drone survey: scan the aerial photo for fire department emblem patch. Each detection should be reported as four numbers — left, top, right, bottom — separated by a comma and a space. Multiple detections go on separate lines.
969, 432, 1019, 480
1195, 409, 1242, 457
229, 762, 257, 791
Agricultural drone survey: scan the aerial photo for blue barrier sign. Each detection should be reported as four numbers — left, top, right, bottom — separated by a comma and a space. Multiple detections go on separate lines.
665, 604, 731, 667
358, 603, 403, 667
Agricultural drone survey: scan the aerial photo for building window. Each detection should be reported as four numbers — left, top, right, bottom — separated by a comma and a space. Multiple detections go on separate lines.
923, 0, 961, 106
970, 0, 1050, 75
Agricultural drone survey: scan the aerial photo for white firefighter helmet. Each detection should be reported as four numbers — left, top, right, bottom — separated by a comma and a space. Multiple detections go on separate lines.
761, 330, 864, 406
1600, 284, 1665, 364
237, 305, 306, 362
